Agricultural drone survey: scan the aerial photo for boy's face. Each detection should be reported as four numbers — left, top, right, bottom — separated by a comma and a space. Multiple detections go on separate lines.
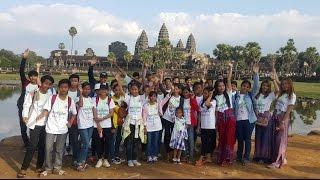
58, 83, 69, 95
29, 75, 38, 84
82, 85, 91, 96
149, 94, 157, 102
113, 86, 121, 96
100, 77, 107, 84
231, 84, 237, 92
98, 89, 108, 97
70, 78, 79, 88
194, 84, 203, 95
41, 80, 52, 92
130, 86, 139, 96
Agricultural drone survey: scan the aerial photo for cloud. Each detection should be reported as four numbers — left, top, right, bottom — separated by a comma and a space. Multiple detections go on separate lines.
0, 4, 142, 56
0, 4, 320, 57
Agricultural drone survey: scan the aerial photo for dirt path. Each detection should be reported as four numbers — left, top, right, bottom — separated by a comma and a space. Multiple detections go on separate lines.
0, 135, 319, 179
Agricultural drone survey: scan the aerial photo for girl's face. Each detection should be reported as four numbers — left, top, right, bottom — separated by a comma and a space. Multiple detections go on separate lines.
281, 80, 290, 92
130, 85, 139, 96
217, 82, 225, 94
149, 94, 157, 103
240, 83, 251, 94
203, 89, 209, 99
113, 85, 121, 96
98, 89, 108, 97
70, 78, 79, 89
261, 82, 270, 94
175, 109, 183, 118
183, 89, 190, 99
144, 86, 150, 95
82, 85, 91, 96
173, 86, 181, 95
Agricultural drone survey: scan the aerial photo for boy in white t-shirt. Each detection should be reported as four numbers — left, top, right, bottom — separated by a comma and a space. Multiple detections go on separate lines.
39, 79, 77, 177
17, 75, 54, 178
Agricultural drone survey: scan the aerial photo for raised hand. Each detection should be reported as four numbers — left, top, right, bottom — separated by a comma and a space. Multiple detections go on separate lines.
22, 49, 30, 59
36, 62, 42, 68
228, 61, 234, 69
89, 57, 98, 66
78, 85, 83, 94
71, 68, 77, 74
252, 63, 259, 74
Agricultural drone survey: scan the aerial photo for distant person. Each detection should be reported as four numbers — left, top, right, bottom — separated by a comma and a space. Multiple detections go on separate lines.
88, 57, 108, 97
17, 49, 40, 147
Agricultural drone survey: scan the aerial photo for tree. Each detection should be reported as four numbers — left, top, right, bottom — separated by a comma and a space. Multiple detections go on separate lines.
107, 52, 116, 69
244, 42, 261, 68
0, 49, 20, 68
213, 44, 232, 75
231, 45, 245, 79
153, 39, 172, 69
123, 51, 133, 71
139, 50, 153, 68
302, 47, 320, 75
172, 50, 187, 70
278, 39, 298, 75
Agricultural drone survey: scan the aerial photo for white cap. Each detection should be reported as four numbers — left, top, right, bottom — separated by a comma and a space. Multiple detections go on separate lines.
94, 83, 101, 90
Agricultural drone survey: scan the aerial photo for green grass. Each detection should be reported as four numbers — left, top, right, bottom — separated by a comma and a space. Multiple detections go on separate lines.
1, 73, 320, 99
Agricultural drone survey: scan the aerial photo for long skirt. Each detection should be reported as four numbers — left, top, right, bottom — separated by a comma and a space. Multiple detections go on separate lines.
216, 109, 236, 165
254, 111, 274, 163
270, 111, 288, 167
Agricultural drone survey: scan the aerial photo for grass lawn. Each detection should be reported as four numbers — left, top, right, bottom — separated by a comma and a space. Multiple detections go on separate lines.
1, 73, 319, 99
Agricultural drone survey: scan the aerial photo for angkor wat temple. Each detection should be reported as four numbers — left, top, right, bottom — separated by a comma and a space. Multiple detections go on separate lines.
46, 23, 213, 77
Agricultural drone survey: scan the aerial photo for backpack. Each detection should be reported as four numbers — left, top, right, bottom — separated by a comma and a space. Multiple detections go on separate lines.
51, 95, 72, 111
95, 96, 112, 109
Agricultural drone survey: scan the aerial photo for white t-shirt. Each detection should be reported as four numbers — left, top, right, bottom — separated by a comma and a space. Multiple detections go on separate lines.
22, 91, 51, 129
25, 83, 39, 98
126, 95, 143, 125
77, 97, 95, 129
157, 93, 164, 102
145, 103, 162, 132
237, 94, 249, 121
275, 93, 296, 113
95, 97, 116, 128
162, 95, 181, 122
196, 95, 204, 107
200, 100, 216, 129
183, 98, 191, 125
44, 95, 77, 134
215, 91, 233, 112
256, 92, 276, 113
68, 90, 79, 104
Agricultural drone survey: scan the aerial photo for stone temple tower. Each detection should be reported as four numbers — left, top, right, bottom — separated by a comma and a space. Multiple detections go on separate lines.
176, 39, 184, 49
134, 30, 149, 57
157, 23, 170, 44
186, 33, 196, 54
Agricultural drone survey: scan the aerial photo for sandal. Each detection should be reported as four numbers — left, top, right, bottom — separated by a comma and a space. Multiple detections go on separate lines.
38, 170, 48, 177
53, 169, 66, 175
17, 170, 27, 178
195, 159, 205, 166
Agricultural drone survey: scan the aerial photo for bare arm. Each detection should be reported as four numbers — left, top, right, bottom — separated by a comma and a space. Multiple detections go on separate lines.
227, 62, 233, 92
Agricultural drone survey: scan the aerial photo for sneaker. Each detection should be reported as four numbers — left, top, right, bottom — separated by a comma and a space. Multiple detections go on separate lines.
38, 170, 48, 177
95, 159, 103, 168
77, 165, 85, 172
53, 169, 66, 176
73, 161, 78, 167
116, 157, 125, 163
17, 170, 27, 178
152, 156, 158, 162
147, 156, 153, 163
112, 159, 121, 165
242, 159, 250, 166
103, 159, 111, 168
267, 163, 280, 169
132, 160, 141, 166
177, 159, 182, 165
172, 158, 177, 164
128, 160, 134, 167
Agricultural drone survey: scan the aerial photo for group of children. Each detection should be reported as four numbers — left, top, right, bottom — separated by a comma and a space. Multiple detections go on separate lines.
16, 49, 296, 178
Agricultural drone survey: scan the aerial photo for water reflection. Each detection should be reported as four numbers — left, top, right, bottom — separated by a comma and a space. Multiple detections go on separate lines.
0, 86, 319, 140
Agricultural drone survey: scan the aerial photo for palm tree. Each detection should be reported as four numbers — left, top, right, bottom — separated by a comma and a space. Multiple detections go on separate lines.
123, 51, 133, 71
107, 52, 116, 70
58, 42, 65, 50
68, 27, 77, 68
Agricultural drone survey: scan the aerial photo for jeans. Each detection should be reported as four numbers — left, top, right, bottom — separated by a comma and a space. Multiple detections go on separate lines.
125, 125, 141, 161
110, 126, 122, 159
200, 129, 216, 156
68, 125, 80, 162
18, 108, 30, 147
94, 128, 112, 159
78, 127, 93, 164
147, 131, 161, 157
21, 126, 45, 170
45, 133, 67, 171
186, 125, 195, 161
162, 119, 174, 153
236, 120, 255, 161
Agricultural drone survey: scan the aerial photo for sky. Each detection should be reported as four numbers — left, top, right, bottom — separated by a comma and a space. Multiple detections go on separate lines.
0, 0, 320, 57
